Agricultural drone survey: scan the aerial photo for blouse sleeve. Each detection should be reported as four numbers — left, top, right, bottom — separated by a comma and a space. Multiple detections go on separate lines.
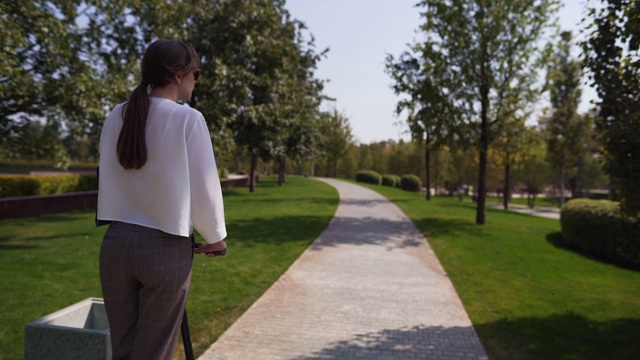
187, 114, 227, 244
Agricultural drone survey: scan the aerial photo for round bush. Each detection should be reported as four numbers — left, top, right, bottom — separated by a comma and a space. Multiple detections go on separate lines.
392, 175, 402, 188
560, 199, 640, 270
381, 174, 400, 187
355, 170, 382, 185
400, 174, 421, 192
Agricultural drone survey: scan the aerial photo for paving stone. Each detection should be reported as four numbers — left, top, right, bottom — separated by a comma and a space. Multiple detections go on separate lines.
198, 179, 488, 360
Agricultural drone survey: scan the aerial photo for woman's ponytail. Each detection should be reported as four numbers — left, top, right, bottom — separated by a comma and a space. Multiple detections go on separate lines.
117, 83, 150, 169
116, 39, 199, 169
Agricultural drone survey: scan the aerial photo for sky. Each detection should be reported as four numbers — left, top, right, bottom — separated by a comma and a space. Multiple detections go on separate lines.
285, 0, 598, 144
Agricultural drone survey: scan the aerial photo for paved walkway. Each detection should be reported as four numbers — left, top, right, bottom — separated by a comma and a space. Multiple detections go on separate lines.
199, 178, 488, 360
490, 203, 560, 220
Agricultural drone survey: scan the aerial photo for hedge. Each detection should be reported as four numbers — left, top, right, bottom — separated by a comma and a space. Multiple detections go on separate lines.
382, 174, 401, 188
0, 174, 98, 198
355, 170, 382, 185
400, 174, 421, 192
0, 159, 98, 174
560, 199, 640, 270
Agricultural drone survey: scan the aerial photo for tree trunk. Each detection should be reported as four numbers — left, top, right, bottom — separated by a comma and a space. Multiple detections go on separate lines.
434, 150, 440, 196
311, 159, 315, 177
332, 158, 338, 178
249, 153, 257, 193
569, 176, 578, 199
425, 131, 431, 201
559, 165, 565, 207
278, 157, 286, 186
476, 94, 489, 224
476, 36, 489, 225
477, 137, 488, 225
503, 152, 510, 210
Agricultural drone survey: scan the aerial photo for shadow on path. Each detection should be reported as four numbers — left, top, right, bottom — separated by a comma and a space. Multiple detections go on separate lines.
337, 198, 400, 208
299, 325, 486, 360
309, 216, 424, 251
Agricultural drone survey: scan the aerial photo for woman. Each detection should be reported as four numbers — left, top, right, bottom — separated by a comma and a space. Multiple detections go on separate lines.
97, 39, 227, 359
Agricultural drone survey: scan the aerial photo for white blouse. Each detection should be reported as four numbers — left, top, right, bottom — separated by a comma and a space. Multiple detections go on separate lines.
97, 97, 227, 244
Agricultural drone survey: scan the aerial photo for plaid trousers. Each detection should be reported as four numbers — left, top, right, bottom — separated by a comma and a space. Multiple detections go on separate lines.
99, 221, 193, 360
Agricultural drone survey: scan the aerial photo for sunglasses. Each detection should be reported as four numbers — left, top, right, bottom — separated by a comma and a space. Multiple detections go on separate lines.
193, 69, 200, 81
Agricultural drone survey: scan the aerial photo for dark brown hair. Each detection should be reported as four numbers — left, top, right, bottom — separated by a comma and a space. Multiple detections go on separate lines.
117, 39, 200, 169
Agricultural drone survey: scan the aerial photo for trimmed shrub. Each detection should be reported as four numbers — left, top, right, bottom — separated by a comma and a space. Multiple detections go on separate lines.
0, 174, 98, 198
400, 174, 421, 192
381, 174, 400, 187
355, 170, 382, 185
218, 167, 229, 179
393, 175, 402, 188
560, 199, 640, 270
0, 159, 98, 174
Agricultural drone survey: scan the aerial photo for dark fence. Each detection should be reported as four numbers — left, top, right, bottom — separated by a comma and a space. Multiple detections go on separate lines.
0, 176, 252, 220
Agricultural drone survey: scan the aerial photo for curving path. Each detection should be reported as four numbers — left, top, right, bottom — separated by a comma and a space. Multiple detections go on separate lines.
198, 178, 488, 360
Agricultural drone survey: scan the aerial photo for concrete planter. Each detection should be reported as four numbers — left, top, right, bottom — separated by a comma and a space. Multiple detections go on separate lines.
25, 298, 111, 360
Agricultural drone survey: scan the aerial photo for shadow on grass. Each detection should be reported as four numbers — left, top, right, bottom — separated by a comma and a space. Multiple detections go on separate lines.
475, 313, 640, 360
0, 211, 92, 225
223, 195, 339, 208
0, 211, 101, 251
546, 231, 606, 265
303, 324, 486, 360
435, 198, 477, 209
0, 230, 102, 251
226, 214, 424, 251
546, 231, 567, 249
0, 241, 38, 250
413, 217, 491, 240
546, 232, 638, 272
225, 215, 334, 248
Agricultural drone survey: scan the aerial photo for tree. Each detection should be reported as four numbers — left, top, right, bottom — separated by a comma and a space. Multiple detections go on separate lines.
386, 46, 457, 201
190, 0, 325, 192
1, 1, 188, 160
449, 146, 478, 200
0, 1, 106, 154
273, 21, 327, 186
1, 1, 77, 134
542, 31, 584, 206
430, 146, 453, 195
415, 0, 560, 224
321, 109, 353, 178
582, 0, 640, 217
357, 145, 373, 171
494, 116, 528, 209
567, 112, 599, 197
513, 126, 551, 208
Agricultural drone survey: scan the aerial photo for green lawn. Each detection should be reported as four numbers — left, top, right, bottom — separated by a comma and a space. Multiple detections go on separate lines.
0, 176, 338, 360
3, 177, 638, 360
358, 183, 640, 360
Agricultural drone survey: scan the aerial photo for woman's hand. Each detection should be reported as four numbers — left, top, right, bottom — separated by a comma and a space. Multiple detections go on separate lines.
194, 240, 227, 257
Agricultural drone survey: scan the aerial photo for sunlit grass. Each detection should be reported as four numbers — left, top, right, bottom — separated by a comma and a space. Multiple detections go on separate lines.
0, 176, 338, 360
358, 182, 640, 360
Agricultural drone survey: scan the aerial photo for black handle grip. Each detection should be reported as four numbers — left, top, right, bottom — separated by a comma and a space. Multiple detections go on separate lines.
194, 242, 226, 256
209, 248, 226, 256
